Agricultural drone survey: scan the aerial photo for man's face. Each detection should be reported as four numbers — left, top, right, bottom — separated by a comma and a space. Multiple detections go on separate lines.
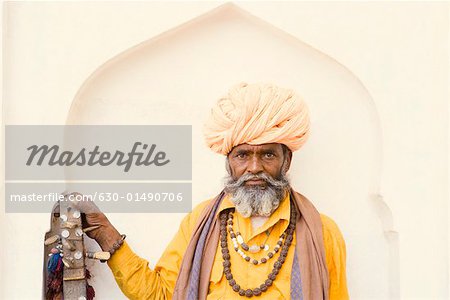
224, 143, 291, 217
227, 143, 290, 187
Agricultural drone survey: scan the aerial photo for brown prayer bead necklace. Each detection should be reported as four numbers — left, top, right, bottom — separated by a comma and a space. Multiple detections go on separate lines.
219, 201, 297, 297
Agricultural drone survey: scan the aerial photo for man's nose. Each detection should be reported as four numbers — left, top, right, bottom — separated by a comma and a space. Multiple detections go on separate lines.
247, 157, 264, 174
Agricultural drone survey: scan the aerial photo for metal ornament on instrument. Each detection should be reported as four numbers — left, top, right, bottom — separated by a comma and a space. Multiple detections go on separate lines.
75, 228, 84, 237
74, 251, 83, 260
72, 210, 81, 219
61, 230, 70, 238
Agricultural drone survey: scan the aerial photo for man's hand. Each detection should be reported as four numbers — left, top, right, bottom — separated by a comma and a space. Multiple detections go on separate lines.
64, 192, 122, 252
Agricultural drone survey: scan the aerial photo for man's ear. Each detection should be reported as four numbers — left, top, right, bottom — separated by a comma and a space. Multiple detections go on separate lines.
283, 150, 293, 173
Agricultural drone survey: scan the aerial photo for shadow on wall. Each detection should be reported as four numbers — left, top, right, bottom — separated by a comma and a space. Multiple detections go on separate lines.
65, 3, 398, 299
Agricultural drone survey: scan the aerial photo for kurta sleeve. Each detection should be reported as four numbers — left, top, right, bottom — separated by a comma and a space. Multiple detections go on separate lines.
107, 212, 193, 299
107, 201, 210, 300
320, 214, 349, 300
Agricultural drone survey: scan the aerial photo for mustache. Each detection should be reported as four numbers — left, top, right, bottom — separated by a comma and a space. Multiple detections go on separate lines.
224, 172, 290, 217
225, 172, 289, 189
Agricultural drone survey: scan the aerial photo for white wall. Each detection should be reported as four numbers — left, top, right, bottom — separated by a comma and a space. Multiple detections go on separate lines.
2, 2, 448, 299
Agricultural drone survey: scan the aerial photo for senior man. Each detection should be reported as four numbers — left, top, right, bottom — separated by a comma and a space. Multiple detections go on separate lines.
84, 83, 349, 299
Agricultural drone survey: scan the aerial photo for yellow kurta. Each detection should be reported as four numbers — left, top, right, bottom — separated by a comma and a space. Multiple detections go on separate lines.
108, 193, 349, 299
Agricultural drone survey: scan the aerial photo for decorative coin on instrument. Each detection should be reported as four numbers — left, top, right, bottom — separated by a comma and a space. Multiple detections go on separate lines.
61, 230, 70, 238
72, 210, 81, 219
74, 251, 83, 260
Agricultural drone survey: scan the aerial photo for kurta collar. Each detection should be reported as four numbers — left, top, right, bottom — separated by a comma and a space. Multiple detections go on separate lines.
217, 191, 290, 217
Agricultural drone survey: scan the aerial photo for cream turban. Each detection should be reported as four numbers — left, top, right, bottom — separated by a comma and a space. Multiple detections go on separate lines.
203, 82, 310, 155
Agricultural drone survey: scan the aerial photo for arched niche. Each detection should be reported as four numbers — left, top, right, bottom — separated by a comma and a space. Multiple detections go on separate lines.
66, 3, 397, 299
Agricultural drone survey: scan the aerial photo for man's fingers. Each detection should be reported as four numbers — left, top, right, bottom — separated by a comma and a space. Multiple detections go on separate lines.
62, 191, 101, 214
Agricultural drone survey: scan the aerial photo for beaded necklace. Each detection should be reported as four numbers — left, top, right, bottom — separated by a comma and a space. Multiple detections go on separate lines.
228, 212, 285, 265
219, 201, 297, 297
235, 215, 274, 253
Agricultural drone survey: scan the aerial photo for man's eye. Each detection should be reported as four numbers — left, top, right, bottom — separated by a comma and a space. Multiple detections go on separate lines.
264, 153, 275, 158
237, 153, 247, 158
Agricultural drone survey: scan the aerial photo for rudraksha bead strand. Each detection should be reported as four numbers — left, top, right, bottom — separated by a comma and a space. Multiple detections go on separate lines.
218, 201, 297, 298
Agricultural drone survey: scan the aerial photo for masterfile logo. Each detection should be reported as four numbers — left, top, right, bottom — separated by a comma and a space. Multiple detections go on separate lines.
5, 125, 192, 213
6, 125, 191, 180
26, 142, 170, 172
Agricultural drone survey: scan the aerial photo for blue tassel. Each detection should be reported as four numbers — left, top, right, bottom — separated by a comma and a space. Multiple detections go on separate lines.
47, 253, 61, 273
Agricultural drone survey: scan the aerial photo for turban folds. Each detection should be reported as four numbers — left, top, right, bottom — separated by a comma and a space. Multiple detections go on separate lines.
203, 83, 310, 155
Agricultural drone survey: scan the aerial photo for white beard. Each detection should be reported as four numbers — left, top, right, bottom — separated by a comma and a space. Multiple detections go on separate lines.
224, 172, 289, 217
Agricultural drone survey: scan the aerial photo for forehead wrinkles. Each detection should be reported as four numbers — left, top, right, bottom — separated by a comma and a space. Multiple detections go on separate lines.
232, 144, 282, 154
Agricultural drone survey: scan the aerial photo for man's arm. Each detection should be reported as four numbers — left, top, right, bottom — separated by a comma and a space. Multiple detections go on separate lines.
320, 214, 349, 300
105, 212, 193, 300
79, 196, 210, 299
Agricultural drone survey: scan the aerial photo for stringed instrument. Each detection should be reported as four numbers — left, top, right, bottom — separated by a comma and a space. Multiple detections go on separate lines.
43, 194, 110, 300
